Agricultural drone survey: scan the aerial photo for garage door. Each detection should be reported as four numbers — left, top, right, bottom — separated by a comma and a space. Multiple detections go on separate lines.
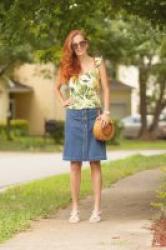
111, 103, 128, 119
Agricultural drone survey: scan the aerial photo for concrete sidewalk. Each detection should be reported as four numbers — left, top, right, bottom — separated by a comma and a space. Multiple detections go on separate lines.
0, 168, 164, 250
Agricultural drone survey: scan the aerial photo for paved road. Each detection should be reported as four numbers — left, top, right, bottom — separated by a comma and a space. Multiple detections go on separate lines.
0, 169, 163, 250
0, 149, 165, 191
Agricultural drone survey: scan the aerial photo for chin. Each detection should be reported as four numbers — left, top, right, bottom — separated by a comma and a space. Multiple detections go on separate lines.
76, 51, 86, 56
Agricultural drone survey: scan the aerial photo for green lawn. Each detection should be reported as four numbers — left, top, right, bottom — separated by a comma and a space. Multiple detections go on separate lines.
0, 154, 166, 243
108, 138, 166, 150
152, 167, 166, 218
0, 136, 63, 152
0, 136, 165, 152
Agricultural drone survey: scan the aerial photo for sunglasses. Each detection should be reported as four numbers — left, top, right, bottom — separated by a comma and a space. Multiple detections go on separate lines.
71, 40, 87, 50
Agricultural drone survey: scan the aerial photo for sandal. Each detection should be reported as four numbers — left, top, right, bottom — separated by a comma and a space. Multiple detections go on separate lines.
89, 209, 102, 223
68, 210, 80, 223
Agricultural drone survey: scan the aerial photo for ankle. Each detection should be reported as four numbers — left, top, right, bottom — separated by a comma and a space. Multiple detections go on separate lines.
71, 206, 79, 212
93, 207, 102, 213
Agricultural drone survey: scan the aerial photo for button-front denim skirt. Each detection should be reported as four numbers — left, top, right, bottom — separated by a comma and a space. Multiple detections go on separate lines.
63, 108, 107, 161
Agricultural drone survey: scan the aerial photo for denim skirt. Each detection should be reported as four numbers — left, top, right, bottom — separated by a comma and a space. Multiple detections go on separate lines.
63, 108, 107, 161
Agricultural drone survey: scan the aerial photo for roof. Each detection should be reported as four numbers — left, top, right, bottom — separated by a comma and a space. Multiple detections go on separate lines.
6, 78, 33, 94
110, 79, 134, 91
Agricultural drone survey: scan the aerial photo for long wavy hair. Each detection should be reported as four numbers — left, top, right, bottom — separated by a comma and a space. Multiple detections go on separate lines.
58, 29, 88, 84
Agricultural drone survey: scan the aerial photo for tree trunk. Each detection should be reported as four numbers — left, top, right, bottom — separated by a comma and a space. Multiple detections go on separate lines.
148, 80, 166, 139
137, 64, 149, 139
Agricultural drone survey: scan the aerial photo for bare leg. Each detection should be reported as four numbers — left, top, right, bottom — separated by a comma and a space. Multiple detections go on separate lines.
90, 160, 103, 212
70, 161, 82, 211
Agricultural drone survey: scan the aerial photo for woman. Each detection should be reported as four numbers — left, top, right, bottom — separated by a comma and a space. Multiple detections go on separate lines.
55, 29, 111, 223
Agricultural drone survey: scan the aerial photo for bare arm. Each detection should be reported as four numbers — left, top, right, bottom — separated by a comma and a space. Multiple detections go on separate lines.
54, 69, 65, 105
98, 58, 110, 114
54, 68, 72, 107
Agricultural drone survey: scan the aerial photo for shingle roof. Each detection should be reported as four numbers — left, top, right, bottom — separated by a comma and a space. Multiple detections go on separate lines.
7, 79, 33, 93
110, 79, 134, 91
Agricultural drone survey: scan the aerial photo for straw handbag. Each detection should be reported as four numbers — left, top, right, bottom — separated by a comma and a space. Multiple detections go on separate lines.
93, 118, 115, 141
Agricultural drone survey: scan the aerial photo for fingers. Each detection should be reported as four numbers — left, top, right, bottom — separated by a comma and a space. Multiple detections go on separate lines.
96, 115, 109, 128
63, 99, 73, 107
96, 115, 101, 120
101, 120, 108, 128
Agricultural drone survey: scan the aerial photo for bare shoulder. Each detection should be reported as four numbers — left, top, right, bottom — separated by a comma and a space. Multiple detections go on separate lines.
95, 56, 107, 74
94, 55, 104, 67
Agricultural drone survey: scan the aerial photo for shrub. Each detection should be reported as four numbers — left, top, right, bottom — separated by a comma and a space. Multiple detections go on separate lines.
0, 119, 29, 138
45, 120, 64, 144
107, 118, 124, 145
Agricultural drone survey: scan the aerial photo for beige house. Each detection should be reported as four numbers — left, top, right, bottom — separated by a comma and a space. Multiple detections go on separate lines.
0, 63, 133, 135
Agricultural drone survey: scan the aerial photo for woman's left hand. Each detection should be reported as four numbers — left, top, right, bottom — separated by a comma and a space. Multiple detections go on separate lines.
96, 113, 110, 128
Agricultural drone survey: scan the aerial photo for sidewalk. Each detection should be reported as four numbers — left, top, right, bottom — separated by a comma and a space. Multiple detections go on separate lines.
0, 168, 164, 250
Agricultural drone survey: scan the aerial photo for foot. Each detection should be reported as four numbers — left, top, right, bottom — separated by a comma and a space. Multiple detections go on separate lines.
89, 209, 102, 223
68, 210, 80, 223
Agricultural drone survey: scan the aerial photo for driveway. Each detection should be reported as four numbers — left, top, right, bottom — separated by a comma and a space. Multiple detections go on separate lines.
0, 149, 165, 191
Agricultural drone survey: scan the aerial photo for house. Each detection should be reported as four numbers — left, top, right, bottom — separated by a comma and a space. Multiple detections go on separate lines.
0, 63, 134, 135
110, 79, 134, 119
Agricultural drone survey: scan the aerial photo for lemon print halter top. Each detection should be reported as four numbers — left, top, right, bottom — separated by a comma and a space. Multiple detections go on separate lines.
62, 56, 103, 110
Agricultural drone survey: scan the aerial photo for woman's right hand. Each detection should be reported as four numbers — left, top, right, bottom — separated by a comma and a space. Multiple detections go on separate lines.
62, 98, 73, 107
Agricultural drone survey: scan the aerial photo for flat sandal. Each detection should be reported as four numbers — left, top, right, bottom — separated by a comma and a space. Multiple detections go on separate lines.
68, 210, 80, 223
89, 209, 102, 223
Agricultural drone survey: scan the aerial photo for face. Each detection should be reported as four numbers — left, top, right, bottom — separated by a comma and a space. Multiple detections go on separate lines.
71, 34, 88, 56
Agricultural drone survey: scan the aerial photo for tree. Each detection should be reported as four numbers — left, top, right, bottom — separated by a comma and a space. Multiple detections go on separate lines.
110, 0, 166, 27
91, 15, 165, 139
148, 41, 166, 138
113, 16, 165, 139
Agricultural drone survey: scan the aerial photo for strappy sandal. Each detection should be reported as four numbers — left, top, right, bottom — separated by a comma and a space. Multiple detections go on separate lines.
89, 209, 102, 223
68, 210, 80, 223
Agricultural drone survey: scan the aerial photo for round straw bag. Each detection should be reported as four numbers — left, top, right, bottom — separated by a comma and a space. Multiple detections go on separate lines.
93, 118, 115, 141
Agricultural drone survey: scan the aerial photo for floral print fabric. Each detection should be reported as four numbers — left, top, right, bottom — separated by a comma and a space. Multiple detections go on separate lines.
65, 56, 103, 110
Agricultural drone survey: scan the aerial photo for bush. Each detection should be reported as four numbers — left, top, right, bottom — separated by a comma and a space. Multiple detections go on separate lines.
0, 119, 29, 138
107, 118, 124, 145
45, 120, 64, 144
0, 121, 6, 137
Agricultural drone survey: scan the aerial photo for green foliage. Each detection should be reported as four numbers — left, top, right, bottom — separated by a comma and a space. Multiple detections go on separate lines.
107, 119, 123, 145
152, 167, 166, 218
45, 120, 64, 144
0, 136, 62, 152
0, 0, 112, 66
0, 1, 165, 71
0, 119, 29, 137
0, 0, 165, 68
111, 0, 166, 27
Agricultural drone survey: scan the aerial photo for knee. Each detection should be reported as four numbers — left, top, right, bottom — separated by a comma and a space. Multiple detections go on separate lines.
90, 161, 101, 172
90, 160, 100, 167
70, 161, 82, 173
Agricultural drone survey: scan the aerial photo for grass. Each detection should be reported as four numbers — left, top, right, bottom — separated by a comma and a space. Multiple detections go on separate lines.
0, 136, 165, 152
0, 154, 166, 243
151, 167, 166, 247
0, 136, 63, 152
152, 167, 166, 218
107, 138, 166, 150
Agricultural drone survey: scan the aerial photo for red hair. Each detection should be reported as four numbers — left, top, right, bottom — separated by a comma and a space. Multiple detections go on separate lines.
58, 29, 88, 84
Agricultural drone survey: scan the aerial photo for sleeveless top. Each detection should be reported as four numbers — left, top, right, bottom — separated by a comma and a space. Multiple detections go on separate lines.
61, 56, 103, 110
